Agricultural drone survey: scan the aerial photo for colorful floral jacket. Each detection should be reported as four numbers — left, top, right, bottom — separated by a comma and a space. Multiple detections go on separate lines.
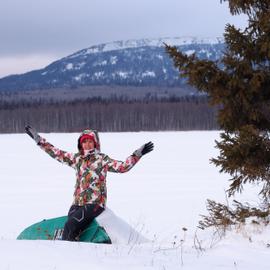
38, 129, 141, 208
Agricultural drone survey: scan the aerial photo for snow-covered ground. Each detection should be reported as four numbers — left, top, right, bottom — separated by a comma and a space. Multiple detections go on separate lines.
0, 131, 269, 269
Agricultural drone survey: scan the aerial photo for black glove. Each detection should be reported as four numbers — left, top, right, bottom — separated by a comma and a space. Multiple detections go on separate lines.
134, 141, 154, 157
25, 125, 41, 144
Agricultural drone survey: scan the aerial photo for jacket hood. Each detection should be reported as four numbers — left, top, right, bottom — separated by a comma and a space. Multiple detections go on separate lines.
78, 129, 100, 152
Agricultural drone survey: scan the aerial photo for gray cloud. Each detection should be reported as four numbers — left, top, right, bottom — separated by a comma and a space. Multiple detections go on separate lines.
0, 0, 247, 77
0, 0, 247, 55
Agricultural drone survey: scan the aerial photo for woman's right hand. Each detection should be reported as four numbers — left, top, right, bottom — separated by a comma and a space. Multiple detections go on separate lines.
25, 125, 41, 144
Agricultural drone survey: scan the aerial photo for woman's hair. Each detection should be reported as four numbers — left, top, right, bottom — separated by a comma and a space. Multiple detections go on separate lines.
77, 137, 83, 152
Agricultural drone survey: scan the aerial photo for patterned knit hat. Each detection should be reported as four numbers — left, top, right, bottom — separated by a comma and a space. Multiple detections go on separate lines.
79, 134, 96, 146
78, 129, 100, 152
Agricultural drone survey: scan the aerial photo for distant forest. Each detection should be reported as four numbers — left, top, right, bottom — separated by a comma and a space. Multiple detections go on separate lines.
0, 93, 219, 133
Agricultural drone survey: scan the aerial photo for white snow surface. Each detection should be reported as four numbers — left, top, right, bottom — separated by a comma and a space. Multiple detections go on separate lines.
0, 131, 270, 269
141, 71, 156, 78
65, 63, 73, 70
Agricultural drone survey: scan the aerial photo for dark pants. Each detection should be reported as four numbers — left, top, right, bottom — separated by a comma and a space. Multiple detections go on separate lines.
62, 204, 104, 241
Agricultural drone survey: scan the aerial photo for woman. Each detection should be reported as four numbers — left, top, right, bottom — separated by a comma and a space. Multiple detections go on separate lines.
25, 126, 154, 241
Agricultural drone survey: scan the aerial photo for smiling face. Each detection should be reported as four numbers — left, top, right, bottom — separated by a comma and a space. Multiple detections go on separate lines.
78, 130, 100, 153
81, 138, 95, 151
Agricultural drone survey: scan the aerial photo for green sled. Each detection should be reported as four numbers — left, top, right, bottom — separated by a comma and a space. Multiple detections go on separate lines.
17, 216, 111, 244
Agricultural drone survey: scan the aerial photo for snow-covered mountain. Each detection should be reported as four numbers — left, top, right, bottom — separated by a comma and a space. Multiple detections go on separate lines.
0, 37, 225, 92
67, 36, 224, 56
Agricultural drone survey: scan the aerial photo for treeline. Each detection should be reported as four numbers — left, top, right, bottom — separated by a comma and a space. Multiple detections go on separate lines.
0, 96, 219, 133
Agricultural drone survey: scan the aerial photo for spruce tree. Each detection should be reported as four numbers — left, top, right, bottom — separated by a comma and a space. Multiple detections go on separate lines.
166, 0, 270, 204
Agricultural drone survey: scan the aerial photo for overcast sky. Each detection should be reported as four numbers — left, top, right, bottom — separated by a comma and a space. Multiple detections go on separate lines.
0, 0, 247, 78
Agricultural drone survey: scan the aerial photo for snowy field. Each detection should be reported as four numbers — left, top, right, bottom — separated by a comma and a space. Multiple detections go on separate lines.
0, 131, 270, 269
